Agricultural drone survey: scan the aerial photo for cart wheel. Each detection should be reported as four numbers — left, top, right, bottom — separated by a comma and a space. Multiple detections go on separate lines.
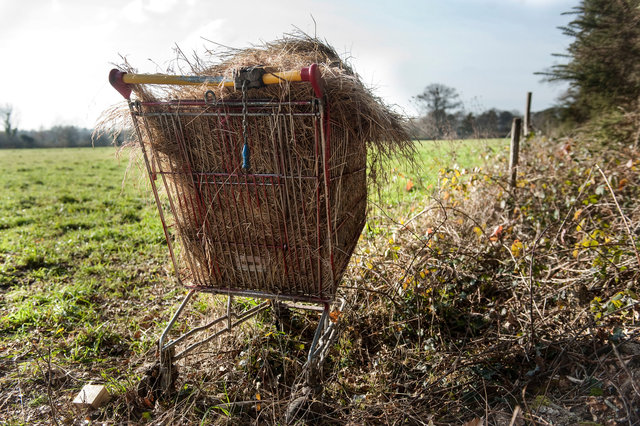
137, 347, 178, 401
159, 346, 178, 395
136, 363, 158, 399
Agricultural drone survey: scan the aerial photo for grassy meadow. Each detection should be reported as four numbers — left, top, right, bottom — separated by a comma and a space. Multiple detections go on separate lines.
0, 147, 171, 422
0, 140, 507, 423
374, 139, 506, 207
3, 136, 639, 424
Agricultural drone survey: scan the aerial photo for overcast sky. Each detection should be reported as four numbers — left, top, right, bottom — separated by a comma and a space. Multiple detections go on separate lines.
0, 0, 576, 130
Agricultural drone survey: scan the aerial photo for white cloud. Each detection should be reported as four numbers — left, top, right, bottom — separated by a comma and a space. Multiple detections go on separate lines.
522, 0, 571, 4
178, 19, 229, 56
50, 0, 61, 12
122, 0, 147, 23
121, 0, 178, 22
146, 0, 178, 14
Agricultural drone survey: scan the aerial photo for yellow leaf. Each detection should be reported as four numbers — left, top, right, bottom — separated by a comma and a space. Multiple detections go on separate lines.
511, 240, 524, 257
473, 226, 483, 237
573, 209, 582, 221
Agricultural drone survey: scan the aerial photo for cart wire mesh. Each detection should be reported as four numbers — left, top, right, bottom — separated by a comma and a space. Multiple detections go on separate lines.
130, 92, 366, 304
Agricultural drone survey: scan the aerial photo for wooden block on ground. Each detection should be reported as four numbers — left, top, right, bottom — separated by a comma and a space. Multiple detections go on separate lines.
73, 384, 110, 409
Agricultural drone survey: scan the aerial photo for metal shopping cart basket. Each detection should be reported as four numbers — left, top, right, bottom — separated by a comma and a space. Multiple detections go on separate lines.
109, 64, 366, 390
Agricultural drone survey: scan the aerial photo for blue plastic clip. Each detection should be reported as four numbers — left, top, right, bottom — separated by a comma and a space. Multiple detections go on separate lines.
242, 143, 250, 171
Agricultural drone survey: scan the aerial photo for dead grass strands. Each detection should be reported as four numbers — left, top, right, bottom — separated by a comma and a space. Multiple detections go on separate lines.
107, 34, 414, 298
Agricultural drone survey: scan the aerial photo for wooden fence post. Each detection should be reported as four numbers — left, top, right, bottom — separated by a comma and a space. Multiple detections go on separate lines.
510, 118, 522, 190
524, 92, 532, 136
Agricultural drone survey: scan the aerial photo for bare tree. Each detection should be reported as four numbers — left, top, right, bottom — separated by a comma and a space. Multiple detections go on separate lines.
1, 104, 18, 138
0, 104, 19, 148
413, 84, 462, 139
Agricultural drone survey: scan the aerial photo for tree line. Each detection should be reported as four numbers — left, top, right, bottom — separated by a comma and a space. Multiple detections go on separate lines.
532, 0, 640, 139
408, 83, 521, 140
0, 105, 119, 149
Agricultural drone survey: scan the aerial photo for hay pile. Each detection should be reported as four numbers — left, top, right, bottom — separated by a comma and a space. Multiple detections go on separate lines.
118, 34, 413, 300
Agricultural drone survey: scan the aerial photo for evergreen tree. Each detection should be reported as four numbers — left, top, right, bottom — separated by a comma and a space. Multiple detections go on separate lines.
540, 0, 640, 121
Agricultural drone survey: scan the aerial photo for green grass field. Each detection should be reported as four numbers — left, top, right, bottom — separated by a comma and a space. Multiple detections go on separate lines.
0, 148, 172, 414
375, 138, 507, 206
0, 140, 506, 422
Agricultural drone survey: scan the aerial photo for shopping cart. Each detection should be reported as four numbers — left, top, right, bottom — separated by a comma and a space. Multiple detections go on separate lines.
109, 64, 365, 390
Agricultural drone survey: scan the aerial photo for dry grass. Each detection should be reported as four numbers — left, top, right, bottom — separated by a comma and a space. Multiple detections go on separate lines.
316, 133, 640, 424
118, 33, 414, 185
103, 33, 414, 300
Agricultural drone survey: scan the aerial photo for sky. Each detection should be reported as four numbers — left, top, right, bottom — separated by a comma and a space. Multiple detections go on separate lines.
0, 0, 577, 131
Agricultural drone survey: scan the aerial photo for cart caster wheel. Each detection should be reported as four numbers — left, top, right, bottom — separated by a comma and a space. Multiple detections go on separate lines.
137, 362, 162, 400
159, 347, 178, 395
137, 348, 178, 401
